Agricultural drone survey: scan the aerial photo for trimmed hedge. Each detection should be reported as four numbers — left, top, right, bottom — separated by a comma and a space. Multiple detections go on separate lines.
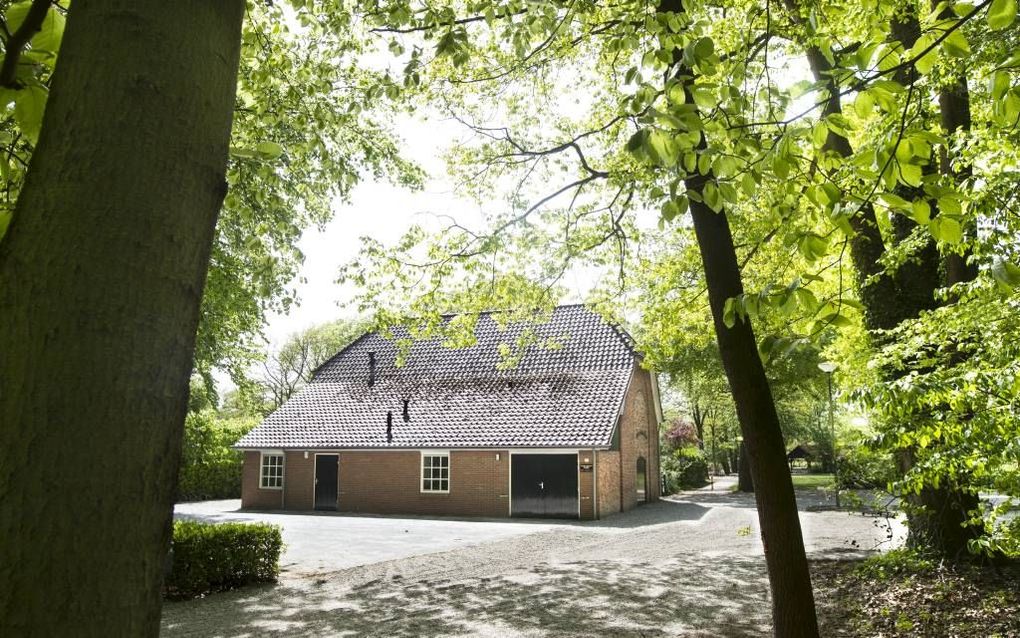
165, 520, 283, 599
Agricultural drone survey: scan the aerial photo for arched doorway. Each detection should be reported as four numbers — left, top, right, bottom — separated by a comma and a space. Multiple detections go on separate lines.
636, 456, 647, 502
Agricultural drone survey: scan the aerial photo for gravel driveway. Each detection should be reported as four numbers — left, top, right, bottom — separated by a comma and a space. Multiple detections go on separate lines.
162, 478, 903, 637
174, 500, 564, 575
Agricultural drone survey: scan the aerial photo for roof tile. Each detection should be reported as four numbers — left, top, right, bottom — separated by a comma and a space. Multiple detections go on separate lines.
235, 305, 636, 450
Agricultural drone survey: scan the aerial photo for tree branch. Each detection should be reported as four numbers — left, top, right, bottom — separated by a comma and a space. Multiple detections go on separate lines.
0, 0, 52, 89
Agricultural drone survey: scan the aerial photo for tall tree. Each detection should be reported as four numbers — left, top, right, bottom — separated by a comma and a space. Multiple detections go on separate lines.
244, 318, 370, 413
0, 2, 244, 634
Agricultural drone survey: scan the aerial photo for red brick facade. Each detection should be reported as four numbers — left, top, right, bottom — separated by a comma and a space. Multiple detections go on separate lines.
240, 368, 661, 519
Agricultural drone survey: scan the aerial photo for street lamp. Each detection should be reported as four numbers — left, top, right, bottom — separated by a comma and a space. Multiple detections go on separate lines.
818, 361, 839, 508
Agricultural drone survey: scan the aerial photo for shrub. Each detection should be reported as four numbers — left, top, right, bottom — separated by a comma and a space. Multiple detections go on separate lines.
177, 412, 258, 501
165, 520, 283, 599
661, 447, 709, 493
835, 434, 897, 490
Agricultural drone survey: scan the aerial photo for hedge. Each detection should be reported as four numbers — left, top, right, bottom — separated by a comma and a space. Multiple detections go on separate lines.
165, 520, 283, 600
661, 447, 710, 493
177, 412, 257, 501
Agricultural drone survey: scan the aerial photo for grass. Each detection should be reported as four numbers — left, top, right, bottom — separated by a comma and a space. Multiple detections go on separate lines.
790, 473, 835, 490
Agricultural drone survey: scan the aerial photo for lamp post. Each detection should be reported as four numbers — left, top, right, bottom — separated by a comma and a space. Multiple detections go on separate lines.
818, 361, 839, 508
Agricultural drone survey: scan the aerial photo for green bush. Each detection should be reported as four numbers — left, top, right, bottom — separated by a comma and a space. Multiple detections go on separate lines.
165, 520, 283, 599
177, 412, 257, 501
661, 447, 709, 493
836, 434, 897, 490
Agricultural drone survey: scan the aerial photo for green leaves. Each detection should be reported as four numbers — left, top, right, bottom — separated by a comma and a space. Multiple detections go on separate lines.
703, 181, 722, 212
434, 28, 471, 66
626, 128, 680, 167
908, 34, 938, 75
990, 259, 1020, 291
797, 233, 829, 262
13, 84, 47, 144
941, 24, 971, 58
929, 215, 963, 244
660, 195, 688, 222
988, 0, 1017, 30
256, 141, 285, 159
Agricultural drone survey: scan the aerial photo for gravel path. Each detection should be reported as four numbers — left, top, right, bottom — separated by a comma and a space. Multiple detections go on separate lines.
161, 478, 903, 637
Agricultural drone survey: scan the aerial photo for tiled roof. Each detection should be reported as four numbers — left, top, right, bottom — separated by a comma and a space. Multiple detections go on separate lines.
235, 305, 638, 450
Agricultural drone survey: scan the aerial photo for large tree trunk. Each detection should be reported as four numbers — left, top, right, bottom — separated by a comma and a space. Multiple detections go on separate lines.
0, 2, 245, 635
900, 9, 981, 554
738, 442, 755, 492
660, 5, 818, 634
790, 0, 980, 559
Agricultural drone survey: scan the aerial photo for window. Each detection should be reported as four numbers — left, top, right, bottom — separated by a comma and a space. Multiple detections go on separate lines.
421, 453, 450, 493
260, 453, 284, 489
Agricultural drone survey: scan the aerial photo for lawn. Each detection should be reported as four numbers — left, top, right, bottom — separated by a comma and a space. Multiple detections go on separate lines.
790, 473, 835, 490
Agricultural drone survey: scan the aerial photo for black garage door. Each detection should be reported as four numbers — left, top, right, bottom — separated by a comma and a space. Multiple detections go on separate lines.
511, 454, 578, 518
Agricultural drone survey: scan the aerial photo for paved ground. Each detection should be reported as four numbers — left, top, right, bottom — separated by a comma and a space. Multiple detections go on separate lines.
162, 477, 905, 637
175, 501, 563, 575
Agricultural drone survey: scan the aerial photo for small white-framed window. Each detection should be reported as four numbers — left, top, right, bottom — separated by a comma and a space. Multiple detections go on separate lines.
420, 452, 450, 493
260, 453, 284, 489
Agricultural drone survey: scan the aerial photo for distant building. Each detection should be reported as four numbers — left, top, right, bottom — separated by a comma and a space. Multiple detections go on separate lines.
235, 305, 662, 519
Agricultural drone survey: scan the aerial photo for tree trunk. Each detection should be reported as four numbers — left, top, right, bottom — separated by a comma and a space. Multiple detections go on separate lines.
790, 0, 980, 559
687, 191, 818, 635
738, 442, 755, 492
0, 2, 245, 635
658, 3, 818, 633
900, 7, 981, 554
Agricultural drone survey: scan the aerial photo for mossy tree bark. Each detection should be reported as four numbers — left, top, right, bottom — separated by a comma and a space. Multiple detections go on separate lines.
0, 2, 245, 635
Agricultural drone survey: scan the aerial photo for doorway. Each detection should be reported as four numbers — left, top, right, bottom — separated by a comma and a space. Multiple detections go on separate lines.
314, 454, 339, 511
510, 454, 578, 518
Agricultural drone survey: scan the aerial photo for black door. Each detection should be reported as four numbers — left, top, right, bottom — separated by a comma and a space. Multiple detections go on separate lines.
314, 454, 338, 511
511, 454, 578, 518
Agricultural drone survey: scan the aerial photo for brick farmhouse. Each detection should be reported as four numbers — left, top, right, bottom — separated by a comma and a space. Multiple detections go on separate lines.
235, 305, 662, 519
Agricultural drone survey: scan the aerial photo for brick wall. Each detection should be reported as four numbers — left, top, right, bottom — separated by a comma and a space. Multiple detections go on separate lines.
337, 449, 510, 517
596, 450, 621, 517
240, 451, 283, 509
578, 450, 596, 520
592, 367, 663, 518
283, 451, 315, 511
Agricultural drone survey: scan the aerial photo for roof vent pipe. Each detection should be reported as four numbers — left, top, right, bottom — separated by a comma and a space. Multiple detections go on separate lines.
368, 352, 376, 387
402, 399, 410, 422
386, 411, 393, 443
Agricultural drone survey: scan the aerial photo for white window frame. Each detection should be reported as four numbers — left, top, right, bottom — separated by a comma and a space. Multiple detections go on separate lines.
420, 451, 450, 493
260, 452, 285, 490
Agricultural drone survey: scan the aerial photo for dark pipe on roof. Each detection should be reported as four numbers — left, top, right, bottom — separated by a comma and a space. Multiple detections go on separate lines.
386, 411, 393, 443
402, 399, 410, 422
368, 352, 376, 387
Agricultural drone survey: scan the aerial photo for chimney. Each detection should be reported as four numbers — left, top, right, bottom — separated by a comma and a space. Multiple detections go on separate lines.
368, 352, 376, 387
386, 411, 393, 443
402, 399, 410, 422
